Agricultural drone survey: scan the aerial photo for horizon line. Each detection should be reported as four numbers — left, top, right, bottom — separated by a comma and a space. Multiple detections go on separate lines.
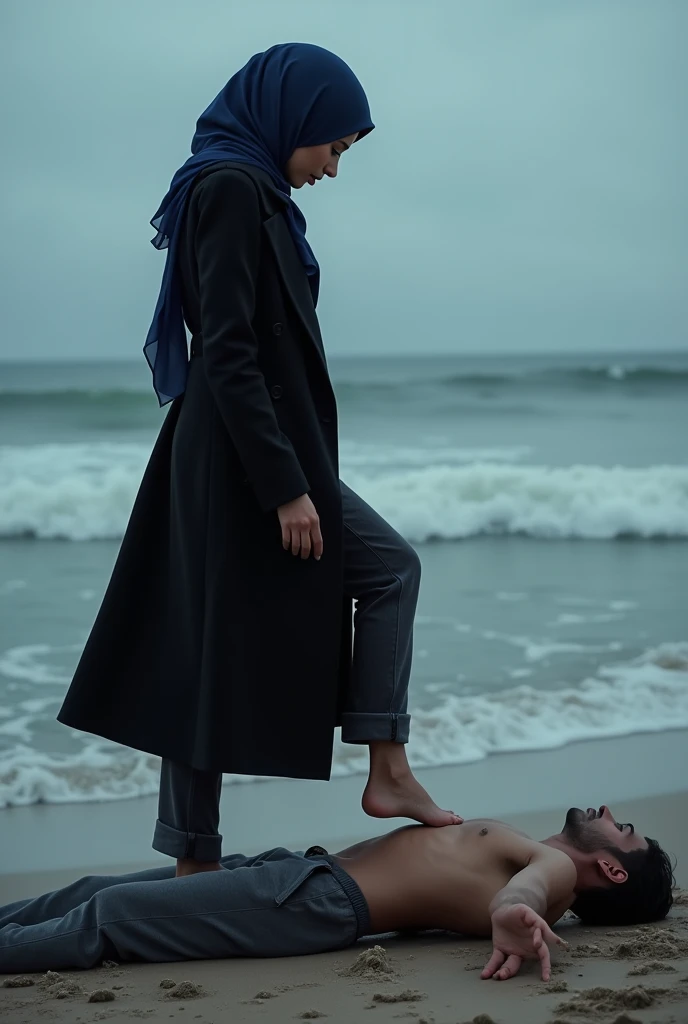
1, 346, 686, 366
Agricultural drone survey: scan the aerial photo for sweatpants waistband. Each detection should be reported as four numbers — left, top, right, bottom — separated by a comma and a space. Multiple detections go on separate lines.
329, 859, 371, 938
305, 845, 371, 938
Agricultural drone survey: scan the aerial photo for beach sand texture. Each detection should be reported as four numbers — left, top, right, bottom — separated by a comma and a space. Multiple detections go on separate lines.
2, 903, 688, 1023
2, 788, 687, 1024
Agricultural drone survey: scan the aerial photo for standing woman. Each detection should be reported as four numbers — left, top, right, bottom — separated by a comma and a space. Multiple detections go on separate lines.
58, 43, 460, 876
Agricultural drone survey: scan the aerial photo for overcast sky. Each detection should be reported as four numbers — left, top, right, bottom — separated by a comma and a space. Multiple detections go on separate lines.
1, 0, 686, 361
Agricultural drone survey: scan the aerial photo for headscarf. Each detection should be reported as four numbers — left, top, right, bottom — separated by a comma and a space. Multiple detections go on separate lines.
144, 42, 374, 405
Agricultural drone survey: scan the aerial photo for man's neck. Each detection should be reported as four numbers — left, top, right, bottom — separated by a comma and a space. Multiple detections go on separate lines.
540, 835, 586, 891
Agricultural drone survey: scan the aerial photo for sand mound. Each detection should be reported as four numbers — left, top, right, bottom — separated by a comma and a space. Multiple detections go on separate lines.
549, 1015, 643, 1024
2, 977, 34, 988
341, 944, 396, 979
275, 981, 320, 993
37, 971, 82, 999
556, 984, 669, 1016
571, 942, 603, 957
627, 960, 677, 976
542, 980, 569, 992
372, 989, 425, 1003
611, 933, 687, 959
611, 1015, 642, 1024
166, 980, 204, 999
88, 989, 116, 1002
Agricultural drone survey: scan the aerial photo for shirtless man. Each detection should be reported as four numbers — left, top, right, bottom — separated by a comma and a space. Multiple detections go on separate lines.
0, 804, 674, 980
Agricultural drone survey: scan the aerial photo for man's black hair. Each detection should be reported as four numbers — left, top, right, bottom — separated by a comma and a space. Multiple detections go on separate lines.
571, 837, 675, 926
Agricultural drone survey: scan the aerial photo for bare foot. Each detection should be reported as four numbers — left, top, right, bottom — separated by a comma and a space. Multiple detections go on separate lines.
361, 768, 462, 827
175, 859, 223, 877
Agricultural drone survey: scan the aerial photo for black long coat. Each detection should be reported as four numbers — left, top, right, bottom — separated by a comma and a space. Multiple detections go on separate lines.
58, 162, 352, 781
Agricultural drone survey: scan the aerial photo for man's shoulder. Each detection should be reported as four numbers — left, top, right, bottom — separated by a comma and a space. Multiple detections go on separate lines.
471, 818, 532, 840
467, 821, 572, 870
463, 818, 534, 848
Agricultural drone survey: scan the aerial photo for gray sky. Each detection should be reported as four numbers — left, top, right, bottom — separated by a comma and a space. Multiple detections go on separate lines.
1, 0, 686, 360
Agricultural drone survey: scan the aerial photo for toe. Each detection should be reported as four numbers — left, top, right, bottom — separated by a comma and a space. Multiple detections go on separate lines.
431, 809, 460, 827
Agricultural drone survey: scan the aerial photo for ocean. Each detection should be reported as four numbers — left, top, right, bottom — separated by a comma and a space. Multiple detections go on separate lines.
1, 350, 687, 808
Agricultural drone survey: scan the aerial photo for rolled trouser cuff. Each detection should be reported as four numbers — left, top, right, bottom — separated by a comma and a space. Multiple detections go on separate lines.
340, 712, 410, 745
152, 819, 223, 861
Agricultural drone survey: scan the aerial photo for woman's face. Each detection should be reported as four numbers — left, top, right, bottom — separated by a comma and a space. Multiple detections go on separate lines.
285, 132, 359, 188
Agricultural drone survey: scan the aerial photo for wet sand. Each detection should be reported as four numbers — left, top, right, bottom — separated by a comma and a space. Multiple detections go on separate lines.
3, 728, 687, 879
2, 783, 687, 1024
3, 918, 688, 1024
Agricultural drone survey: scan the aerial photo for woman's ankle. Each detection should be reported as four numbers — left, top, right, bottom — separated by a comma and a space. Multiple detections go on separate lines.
175, 858, 222, 877
367, 740, 411, 781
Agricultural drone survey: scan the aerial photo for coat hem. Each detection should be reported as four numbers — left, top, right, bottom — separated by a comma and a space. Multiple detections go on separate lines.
55, 712, 335, 783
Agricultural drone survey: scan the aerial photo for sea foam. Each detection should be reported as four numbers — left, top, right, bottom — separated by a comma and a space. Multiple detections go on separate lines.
1, 642, 686, 807
1, 442, 686, 541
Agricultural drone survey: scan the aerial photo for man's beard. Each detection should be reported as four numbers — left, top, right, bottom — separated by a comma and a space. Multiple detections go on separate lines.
563, 808, 614, 853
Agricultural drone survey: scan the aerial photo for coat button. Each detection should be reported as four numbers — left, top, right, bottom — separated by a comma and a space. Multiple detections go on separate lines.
272, 322, 283, 336
270, 384, 283, 399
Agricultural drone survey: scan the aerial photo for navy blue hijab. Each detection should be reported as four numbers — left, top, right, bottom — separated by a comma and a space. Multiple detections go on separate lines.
144, 42, 374, 405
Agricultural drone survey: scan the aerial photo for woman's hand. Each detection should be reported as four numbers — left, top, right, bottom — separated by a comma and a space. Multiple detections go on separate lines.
481, 904, 566, 982
277, 494, 323, 560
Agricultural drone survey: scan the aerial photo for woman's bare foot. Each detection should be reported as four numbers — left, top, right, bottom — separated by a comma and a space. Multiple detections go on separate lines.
175, 859, 223, 877
361, 742, 462, 827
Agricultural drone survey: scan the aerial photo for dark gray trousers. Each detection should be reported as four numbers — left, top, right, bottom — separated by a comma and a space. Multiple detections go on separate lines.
0, 847, 369, 972
154, 480, 422, 861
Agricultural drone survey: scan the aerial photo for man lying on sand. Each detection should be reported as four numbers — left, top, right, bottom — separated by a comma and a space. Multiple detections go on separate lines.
0, 804, 674, 981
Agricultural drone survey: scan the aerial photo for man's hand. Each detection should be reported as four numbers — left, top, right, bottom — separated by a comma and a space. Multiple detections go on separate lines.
481, 904, 567, 982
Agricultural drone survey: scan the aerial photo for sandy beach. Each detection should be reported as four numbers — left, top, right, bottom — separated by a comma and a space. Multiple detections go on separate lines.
2, 733, 688, 1024
3, 901, 688, 1024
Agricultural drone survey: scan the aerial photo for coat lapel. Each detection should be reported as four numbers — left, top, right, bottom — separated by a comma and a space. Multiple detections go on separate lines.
196, 162, 330, 378
262, 212, 329, 376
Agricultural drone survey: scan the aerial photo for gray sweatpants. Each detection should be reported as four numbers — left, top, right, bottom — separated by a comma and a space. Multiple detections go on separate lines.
0, 847, 370, 973
154, 479, 422, 862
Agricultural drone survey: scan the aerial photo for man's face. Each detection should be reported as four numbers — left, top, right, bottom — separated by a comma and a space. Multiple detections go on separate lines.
562, 805, 649, 854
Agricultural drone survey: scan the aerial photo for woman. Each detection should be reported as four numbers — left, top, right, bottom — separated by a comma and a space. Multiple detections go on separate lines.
58, 43, 460, 877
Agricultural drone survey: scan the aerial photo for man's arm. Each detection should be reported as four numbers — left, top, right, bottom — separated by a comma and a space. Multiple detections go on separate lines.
489, 846, 576, 921
483, 846, 575, 982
